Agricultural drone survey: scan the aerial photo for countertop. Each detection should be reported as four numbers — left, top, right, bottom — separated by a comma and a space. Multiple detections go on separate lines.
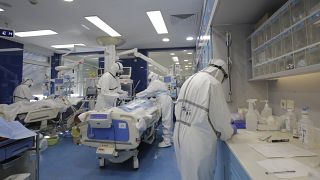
226, 129, 320, 180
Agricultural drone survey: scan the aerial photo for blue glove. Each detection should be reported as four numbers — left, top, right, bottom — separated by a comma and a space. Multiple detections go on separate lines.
231, 121, 237, 135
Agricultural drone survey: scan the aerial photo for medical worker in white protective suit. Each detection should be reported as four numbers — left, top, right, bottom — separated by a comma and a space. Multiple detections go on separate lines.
13, 78, 39, 103
136, 72, 173, 148
95, 62, 127, 110
174, 59, 236, 180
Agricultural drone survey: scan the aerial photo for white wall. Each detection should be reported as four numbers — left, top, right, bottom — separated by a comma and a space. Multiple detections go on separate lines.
268, 72, 320, 128
211, 24, 267, 112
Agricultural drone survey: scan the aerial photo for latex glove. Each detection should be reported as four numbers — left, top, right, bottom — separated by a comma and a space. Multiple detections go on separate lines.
231, 121, 237, 135
34, 97, 39, 101
119, 90, 127, 94
136, 92, 145, 98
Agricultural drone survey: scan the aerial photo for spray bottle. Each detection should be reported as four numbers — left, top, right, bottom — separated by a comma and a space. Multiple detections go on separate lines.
261, 100, 272, 118
298, 107, 314, 147
246, 99, 258, 131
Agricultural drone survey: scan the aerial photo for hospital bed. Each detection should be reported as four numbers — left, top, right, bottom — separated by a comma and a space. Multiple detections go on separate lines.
0, 97, 84, 131
79, 98, 161, 169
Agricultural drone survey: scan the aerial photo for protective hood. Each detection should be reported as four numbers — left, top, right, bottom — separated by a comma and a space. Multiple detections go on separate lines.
148, 72, 159, 82
202, 59, 228, 83
22, 78, 33, 87
110, 62, 123, 76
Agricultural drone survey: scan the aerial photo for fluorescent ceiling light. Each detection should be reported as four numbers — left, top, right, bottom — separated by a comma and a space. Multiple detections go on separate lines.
186, 36, 194, 41
15, 30, 58, 37
183, 50, 187, 52
85, 16, 121, 37
188, 62, 192, 64
175, 62, 179, 65
146, 11, 168, 34
184, 59, 189, 62
187, 52, 193, 55
0, 8, 4, 12
51, 44, 85, 49
64, 0, 74, 2
172, 56, 179, 62
170, 53, 175, 56
81, 24, 90, 30
148, 64, 153, 66
162, 38, 170, 42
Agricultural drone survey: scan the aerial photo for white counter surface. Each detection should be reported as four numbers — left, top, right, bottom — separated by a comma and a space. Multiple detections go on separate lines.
226, 130, 320, 180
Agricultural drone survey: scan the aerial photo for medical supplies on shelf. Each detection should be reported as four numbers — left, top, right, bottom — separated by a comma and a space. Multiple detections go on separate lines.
250, 0, 320, 79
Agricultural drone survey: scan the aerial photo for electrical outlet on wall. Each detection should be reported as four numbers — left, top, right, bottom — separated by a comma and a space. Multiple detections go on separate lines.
287, 100, 295, 110
280, 99, 287, 109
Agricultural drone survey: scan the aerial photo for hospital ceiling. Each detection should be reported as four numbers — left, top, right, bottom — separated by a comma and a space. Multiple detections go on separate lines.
0, 0, 202, 51
212, 0, 288, 26
148, 50, 195, 76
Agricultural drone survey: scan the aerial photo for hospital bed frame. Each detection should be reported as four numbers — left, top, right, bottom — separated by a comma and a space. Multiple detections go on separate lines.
17, 108, 60, 130
80, 103, 161, 169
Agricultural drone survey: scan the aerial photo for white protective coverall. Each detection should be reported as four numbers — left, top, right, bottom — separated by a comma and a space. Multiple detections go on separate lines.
13, 78, 35, 103
174, 59, 234, 180
95, 62, 127, 110
136, 72, 173, 147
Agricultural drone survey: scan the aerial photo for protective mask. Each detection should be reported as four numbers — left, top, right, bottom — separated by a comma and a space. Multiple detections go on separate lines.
116, 72, 122, 77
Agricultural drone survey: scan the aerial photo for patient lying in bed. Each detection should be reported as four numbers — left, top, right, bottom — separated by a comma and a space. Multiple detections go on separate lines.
0, 98, 71, 121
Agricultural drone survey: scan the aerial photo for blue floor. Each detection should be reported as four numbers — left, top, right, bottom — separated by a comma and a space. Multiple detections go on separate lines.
40, 132, 180, 180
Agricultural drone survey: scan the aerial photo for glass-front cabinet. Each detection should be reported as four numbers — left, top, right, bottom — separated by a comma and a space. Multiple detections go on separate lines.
251, 0, 320, 79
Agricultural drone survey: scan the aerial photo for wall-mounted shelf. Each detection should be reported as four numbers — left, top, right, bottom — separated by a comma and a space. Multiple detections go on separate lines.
249, 63, 320, 81
250, 0, 320, 80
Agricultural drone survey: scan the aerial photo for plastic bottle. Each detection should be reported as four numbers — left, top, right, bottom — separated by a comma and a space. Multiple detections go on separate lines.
283, 109, 296, 133
246, 99, 258, 131
261, 100, 272, 118
298, 107, 313, 146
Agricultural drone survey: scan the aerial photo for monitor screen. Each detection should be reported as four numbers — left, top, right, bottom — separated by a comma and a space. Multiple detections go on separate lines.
122, 67, 131, 76
164, 76, 171, 83
121, 84, 132, 97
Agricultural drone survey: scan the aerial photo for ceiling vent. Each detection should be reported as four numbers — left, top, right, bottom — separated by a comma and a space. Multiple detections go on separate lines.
170, 13, 199, 25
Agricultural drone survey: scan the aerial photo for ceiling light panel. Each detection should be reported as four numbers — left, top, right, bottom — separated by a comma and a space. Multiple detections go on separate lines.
172, 56, 179, 62
162, 38, 170, 42
51, 44, 85, 49
85, 16, 121, 37
186, 36, 194, 41
184, 59, 189, 62
0, 8, 4, 12
146, 11, 168, 34
170, 53, 175, 56
187, 52, 193, 55
15, 30, 58, 37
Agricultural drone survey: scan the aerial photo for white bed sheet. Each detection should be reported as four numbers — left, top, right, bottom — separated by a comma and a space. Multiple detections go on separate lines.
0, 98, 69, 121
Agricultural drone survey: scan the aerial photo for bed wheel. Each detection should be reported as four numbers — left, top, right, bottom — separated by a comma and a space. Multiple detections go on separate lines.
99, 157, 105, 168
132, 156, 139, 169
